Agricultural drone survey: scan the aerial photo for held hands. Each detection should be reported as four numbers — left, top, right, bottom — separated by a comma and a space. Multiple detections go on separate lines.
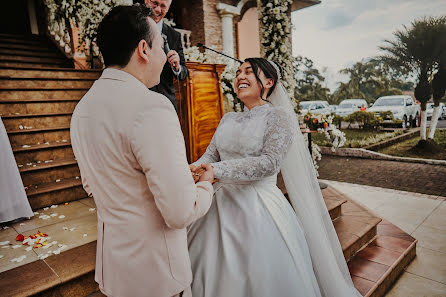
189, 164, 215, 184
167, 50, 180, 72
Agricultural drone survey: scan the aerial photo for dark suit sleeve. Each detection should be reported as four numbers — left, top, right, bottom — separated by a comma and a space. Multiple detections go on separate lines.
172, 30, 189, 81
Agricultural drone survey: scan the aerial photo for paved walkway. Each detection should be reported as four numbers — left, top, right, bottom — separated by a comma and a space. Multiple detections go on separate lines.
318, 156, 446, 197
322, 180, 446, 297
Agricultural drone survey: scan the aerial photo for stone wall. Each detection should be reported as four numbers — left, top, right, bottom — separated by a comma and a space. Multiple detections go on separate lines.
203, 0, 224, 51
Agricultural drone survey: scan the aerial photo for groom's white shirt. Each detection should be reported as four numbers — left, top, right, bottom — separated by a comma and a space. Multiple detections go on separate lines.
70, 68, 213, 297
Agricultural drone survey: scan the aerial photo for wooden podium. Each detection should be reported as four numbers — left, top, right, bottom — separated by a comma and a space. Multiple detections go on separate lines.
174, 62, 226, 163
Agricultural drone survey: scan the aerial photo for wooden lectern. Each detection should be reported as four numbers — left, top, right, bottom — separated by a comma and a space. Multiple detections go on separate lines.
174, 62, 226, 163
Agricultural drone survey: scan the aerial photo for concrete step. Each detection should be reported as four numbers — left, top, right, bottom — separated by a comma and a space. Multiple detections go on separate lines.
0, 89, 87, 101
348, 219, 417, 297
0, 43, 55, 52
0, 48, 64, 58
26, 177, 88, 209
322, 186, 348, 220
0, 101, 78, 116
0, 78, 94, 90
0, 36, 49, 46
278, 174, 347, 220
0, 242, 98, 297
12, 140, 74, 164
1, 112, 72, 131
328, 187, 382, 261
19, 158, 80, 186
6, 125, 70, 147
0, 54, 68, 64
0, 61, 71, 68
0, 67, 101, 80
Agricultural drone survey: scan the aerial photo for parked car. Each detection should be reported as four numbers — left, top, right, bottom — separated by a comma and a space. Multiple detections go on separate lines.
335, 99, 368, 117
299, 101, 332, 115
368, 95, 420, 128
426, 102, 445, 120
443, 104, 446, 119
330, 105, 338, 113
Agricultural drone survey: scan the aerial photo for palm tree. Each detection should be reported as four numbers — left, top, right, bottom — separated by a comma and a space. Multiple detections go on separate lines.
379, 16, 446, 140
339, 60, 382, 101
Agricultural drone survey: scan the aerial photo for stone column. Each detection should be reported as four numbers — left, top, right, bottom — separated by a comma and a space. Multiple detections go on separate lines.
216, 3, 240, 58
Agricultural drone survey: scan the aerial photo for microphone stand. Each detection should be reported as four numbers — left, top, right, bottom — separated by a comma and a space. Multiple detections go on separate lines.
197, 43, 243, 64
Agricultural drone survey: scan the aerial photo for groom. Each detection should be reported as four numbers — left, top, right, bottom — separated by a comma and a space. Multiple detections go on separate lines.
70, 5, 214, 297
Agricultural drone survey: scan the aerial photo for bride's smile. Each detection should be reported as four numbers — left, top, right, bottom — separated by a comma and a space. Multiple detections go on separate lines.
235, 62, 274, 109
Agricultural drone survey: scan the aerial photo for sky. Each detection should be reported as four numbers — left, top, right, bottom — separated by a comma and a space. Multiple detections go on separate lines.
291, 0, 446, 91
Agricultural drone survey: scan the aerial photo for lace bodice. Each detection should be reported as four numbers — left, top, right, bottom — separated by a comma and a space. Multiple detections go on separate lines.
193, 104, 295, 181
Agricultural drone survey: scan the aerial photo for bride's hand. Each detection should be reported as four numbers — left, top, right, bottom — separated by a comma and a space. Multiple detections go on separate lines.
189, 164, 198, 172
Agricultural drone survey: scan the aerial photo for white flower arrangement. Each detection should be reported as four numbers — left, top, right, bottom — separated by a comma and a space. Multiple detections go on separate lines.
44, 0, 119, 65
258, 0, 294, 96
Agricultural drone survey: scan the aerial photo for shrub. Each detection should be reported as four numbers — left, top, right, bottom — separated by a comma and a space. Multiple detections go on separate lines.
345, 110, 383, 130
331, 113, 343, 128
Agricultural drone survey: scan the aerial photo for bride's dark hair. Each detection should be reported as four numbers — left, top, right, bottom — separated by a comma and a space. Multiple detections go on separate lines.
244, 58, 282, 100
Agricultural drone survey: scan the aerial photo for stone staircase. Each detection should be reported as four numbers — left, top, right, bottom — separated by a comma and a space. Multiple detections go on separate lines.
0, 34, 101, 212
0, 34, 416, 297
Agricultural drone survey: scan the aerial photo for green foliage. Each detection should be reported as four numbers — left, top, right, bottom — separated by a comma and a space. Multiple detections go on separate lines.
345, 110, 383, 130
379, 16, 446, 104
331, 59, 411, 104
331, 113, 343, 128
312, 129, 404, 148
293, 56, 331, 103
378, 129, 446, 160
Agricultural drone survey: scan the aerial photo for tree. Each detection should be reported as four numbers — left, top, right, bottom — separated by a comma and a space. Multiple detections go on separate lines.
338, 60, 382, 102
293, 56, 331, 103
429, 65, 446, 139
379, 16, 446, 140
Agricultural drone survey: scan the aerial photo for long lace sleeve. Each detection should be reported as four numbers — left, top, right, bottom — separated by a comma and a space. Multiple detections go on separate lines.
211, 108, 295, 181
192, 134, 220, 166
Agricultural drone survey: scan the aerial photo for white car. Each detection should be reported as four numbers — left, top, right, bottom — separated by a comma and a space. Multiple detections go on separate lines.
335, 99, 368, 117
368, 95, 420, 128
426, 102, 444, 120
299, 101, 332, 115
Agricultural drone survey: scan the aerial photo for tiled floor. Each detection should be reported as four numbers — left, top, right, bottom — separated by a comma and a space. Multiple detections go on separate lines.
321, 179, 446, 297
0, 198, 97, 273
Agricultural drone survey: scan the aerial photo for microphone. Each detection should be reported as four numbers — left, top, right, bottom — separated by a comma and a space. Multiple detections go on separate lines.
197, 43, 243, 64
162, 34, 183, 120
162, 34, 170, 55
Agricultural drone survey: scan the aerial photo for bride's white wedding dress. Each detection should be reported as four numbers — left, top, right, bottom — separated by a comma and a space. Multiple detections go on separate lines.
188, 104, 322, 297
0, 117, 33, 223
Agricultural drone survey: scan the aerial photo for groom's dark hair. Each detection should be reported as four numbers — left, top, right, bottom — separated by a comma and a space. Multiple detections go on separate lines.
97, 4, 154, 67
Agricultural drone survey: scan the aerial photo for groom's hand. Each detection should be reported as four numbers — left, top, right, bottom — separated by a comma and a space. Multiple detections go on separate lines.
198, 163, 214, 184
189, 164, 200, 183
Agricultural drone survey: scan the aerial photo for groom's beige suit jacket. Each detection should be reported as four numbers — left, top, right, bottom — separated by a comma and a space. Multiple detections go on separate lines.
70, 68, 213, 297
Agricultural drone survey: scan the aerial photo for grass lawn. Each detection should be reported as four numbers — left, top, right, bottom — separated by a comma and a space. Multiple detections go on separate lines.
377, 129, 446, 160
311, 129, 404, 148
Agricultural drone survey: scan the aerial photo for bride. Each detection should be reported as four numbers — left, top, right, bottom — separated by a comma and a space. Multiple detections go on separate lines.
188, 58, 361, 297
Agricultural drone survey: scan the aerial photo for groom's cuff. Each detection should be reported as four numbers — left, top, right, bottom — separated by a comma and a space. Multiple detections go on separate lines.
196, 180, 213, 194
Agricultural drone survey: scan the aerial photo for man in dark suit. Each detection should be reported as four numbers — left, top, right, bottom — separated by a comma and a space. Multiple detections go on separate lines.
145, 0, 188, 111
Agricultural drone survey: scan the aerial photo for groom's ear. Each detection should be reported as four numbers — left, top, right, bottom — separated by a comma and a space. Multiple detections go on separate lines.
136, 39, 150, 64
